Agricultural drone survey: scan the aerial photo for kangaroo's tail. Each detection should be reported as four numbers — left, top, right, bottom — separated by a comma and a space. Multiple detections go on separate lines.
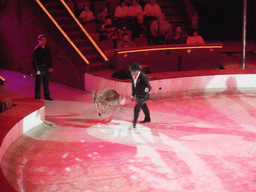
119, 95, 126, 105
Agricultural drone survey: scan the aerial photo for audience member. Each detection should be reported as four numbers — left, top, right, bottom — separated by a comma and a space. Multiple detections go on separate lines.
97, 6, 109, 23
117, 32, 136, 49
79, 4, 94, 24
127, 0, 143, 18
143, 0, 162, 18
166, 24, 188, 44
150, 13, 171, 45
186, 29, 205, 44
131, 14, 149, 40
99, 16, 118, 41
114, 0, 129, 30
114, 0, 129, 19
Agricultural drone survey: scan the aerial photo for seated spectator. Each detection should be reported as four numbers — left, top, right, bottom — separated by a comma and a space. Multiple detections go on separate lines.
186, 29, 205, 44
79, 4, 94, 24
99, 16, 118, 41
127, 0, 143, 18
117, 32, 136, 49
114, 0, 129, 19
150, 13, 171, 45
131, 14, 149, 40
143, 0, 162, 18
114, 0, 129, 30
97, 6, 109, 23
166, 24, 188, 44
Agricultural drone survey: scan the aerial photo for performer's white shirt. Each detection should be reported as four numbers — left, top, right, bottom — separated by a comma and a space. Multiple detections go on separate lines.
132, 71, 141, 87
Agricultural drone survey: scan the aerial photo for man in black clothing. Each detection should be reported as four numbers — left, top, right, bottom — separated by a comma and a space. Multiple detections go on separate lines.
129, 62, 151, 128
32, 34, 54, 100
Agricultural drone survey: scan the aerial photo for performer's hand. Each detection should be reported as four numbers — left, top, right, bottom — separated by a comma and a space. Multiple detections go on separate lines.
48, 68, 53, 73
145, 87, 149, 93
36, 71, 40, 75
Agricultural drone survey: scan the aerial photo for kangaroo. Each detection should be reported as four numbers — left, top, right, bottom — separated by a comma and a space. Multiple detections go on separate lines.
92, 89, 126, 116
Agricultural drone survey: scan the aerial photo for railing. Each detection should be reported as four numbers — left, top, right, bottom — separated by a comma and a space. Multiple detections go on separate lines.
60, 0, 109, 62
114, 43, 223, 73
35, 0, 90, 64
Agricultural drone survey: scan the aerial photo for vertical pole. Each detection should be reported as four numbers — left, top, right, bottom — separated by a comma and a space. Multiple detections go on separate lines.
241, 0, 247, 69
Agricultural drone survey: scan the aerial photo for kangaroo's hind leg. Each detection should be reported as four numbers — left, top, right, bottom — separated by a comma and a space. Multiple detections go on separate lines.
102, 104, 109, 113
96, 103, 101, 116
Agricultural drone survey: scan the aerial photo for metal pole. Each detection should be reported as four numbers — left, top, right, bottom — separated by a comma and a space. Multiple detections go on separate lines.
241, 0, 247, 69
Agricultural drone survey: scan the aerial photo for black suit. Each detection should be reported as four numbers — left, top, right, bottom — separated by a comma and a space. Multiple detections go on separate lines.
32, 45, 52, 99
132, 72, 152, 127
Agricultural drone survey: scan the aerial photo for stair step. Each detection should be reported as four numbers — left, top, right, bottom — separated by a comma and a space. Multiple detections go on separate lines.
43, 2, 59, 6
43, 2, 63, 10
70, 33, 99, 44
158, 1, 179, 7
86, 54, 102, 63
49, 9, 69, 17
162, 7, 181, 15
54, 16, 74, 24
166, 15, 185, 23
59, 23, 79, 31
79, 46, 97, 55
40, 0, 58, 3
89, 62, 107, 72
65, 30, 84, 38
71, 38, 92, 45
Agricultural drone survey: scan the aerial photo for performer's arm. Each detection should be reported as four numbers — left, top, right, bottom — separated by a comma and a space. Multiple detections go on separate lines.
143, 74, 151, 93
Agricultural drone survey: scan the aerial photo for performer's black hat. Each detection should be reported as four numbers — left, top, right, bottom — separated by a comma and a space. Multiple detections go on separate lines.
129, 62, 142, 71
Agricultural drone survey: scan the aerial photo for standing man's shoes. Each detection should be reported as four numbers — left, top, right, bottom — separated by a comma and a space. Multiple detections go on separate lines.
140, 118, 151, 123
45, 97, 54, 101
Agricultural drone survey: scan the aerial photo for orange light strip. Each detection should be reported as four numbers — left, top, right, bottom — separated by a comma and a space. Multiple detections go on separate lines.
60, 0, 108, 62
0, 76, 5, 82
35, 0, 90, 64
117, 45, 223, 54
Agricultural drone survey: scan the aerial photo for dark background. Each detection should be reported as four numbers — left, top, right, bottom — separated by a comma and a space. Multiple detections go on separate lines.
191, 0, 255, 41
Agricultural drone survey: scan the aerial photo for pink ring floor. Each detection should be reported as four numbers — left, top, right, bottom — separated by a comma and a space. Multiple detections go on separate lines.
1, 70, 256, 192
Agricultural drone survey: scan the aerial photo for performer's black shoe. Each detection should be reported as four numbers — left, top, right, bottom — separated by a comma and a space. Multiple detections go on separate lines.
45, 97, 54, 101
35, 97, 41, 100
140, 118, 151, 123
133, 123, 136, 128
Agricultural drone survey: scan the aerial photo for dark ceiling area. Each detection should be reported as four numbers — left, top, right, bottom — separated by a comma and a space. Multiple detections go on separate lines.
191, 0, 255, 41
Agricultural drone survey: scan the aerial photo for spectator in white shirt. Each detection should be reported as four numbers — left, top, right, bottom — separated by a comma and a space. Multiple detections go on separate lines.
143, 0, 162, 18
114, 0, 130, 29
79, 4, 94, 24
186, 30, 205, 44
127, 0, 143, 17
114, 0, 129, 19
